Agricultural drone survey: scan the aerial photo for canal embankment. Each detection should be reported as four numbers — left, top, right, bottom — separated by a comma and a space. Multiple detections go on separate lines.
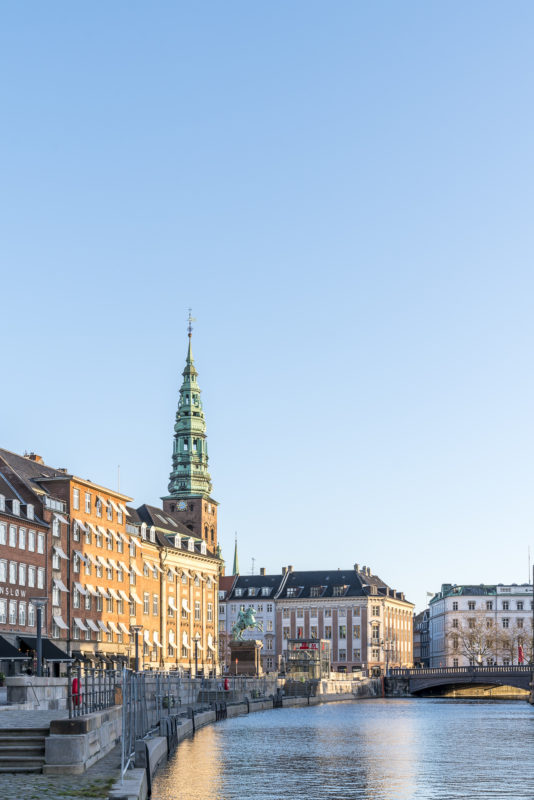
108, 678, 381, 800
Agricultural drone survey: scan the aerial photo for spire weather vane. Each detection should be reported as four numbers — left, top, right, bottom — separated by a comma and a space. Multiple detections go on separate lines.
187, 308, 196, 338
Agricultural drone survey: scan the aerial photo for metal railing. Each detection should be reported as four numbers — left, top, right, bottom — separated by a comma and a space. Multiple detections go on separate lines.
120, 670, 277, 779
390, 665, 533, 677
67, 665, 120, 718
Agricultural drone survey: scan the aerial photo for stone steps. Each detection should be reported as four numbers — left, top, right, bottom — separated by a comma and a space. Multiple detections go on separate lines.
0, 727, 48, 772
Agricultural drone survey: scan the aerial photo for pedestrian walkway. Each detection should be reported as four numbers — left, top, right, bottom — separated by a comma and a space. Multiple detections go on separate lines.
0, 743, 121, 800
0, 709, 68, 727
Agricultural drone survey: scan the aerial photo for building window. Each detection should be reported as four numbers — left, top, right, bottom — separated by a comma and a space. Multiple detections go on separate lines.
153, 595, 158, 616
96, 595, 103, 612
73, 587, 80, 609
28, 603, 35, 627
72, 488, 79, 510
207, 603, 212, 622
333, 585, 346, 597
9, 562, 17, 584
371, 605, 380, 616
107, 502, 113, 521
27, 529, 35, 552
338, 649, 346, 661
324, 626, 332, 639
9, 601, 17, 625
0, 560, 6, 583
52, 517, 60, 538
468, 618, 475, 629
352, 649, 360, 660
267, 603, 273, 613
517, 618, 524, 628
107, 597, 113, 613
117, 508, 123, 524
0, 598, 6, 623
9, 526, 16, 547
144, 593, 150, 615
517, 602, 524, 611
310, 625, 318, 638
96, 499, 102, 518
286, 588, 299, 598
353, 625, 360, 639
18, 528, 26, 549
195, 601, 201, 621
28, 565, 35, 587
468, 601, 476, 611
502, 618, 509, 629
371, 648, 380, 660
37, 568, 45, 589
452, 601, 458, 611
453, 658, 459, 667
502, 601, 509, 611
85, 594, 91, 611
0, 523, 5, 546
52, 586, 60, 607
18, 564, 26, 585
452, 619, 459, 629
339, 625, 347, 639
486, 601, 493, 610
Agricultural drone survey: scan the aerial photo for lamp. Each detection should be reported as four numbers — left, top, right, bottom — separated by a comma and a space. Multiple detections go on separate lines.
130, 617, 142, 672
32, 597, 48, 678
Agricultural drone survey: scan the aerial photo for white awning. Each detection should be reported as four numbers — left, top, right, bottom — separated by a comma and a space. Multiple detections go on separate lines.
86, 522, 97, 535
96, 555, 109, 567
119, 503, 130, 517
107, 557, 118, 569
74, 582, 87, 595
97, 620, 109, 633
130, 591, 142, 605
144, 560, 163, 573
54, 514, 69, 525
118, 589, 130, 603
74, 550, 88, 564
168, 598, 178, 612
85, 584, 99, 597
130, 563, 142, 577
96, 495, 107, 507
195, 572, 206, 582
108, 621, 120, 635
181, 569, 191, 579
108, 588, 121, 601
153, 632, 162, 648
108, 529, 121, 543
53, 546, 68, 560
181, 599, 191, 614
118, 622, 130, 636
97, 586, 110, 599
75, 519, 87, 532
119, 561, 131, 574
182, 631, 190, 648
143, 630, 151, 645
74, 617, 88, 632
86, 553, 99, 566
168, 639, 177, 649
53, 615, 68, 630
97, 525, 107, 535
109, 500, 120, 514
86, 618, 100, 632
208, 633, 216, 652
53, 579, 68, 592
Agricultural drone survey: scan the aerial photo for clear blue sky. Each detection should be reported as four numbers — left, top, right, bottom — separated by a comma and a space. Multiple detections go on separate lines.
2, 2, 534, 612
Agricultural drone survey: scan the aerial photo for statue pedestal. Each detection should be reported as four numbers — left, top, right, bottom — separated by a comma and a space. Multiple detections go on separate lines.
229, 639, 263, 676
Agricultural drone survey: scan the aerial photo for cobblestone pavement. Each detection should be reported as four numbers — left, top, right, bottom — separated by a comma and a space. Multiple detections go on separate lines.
0, 744, 121, 800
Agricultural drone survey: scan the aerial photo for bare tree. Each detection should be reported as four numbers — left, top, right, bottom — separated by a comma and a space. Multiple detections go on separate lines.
446, 611, 495, 664
496, 619, 533, 665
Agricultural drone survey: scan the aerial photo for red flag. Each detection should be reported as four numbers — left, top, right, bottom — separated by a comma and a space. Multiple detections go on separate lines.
518, 645, 524, 664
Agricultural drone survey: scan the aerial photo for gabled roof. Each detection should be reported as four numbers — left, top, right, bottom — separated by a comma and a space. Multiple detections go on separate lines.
136, 504, 193, 537
218, 575, 238, 597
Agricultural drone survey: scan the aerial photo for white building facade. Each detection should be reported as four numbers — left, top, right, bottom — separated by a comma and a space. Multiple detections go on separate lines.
429, 583, 533, 667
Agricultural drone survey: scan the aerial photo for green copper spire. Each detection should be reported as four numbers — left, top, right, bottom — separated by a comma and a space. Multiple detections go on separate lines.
232, 534, 239, 575
167, 317, 213, 498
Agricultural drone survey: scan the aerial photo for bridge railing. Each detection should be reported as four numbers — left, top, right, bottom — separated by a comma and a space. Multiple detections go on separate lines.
390, 665, 532, 677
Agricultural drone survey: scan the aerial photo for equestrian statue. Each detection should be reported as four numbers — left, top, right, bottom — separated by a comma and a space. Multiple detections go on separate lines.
231, 607, 264, 640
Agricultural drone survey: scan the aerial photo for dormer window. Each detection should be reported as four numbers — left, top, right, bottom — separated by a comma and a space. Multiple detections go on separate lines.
141, 523, 147, 540
200, 541, 207, 555
150, 526, 156, 543
26, 504, 34, 520
333, 585, 347, 597
287, 587, 300, 598
188, 538, 194, 552
261, 587, 271, 597
248, 587, 257, 597
12, 499, 20, 516
235, 588, 243, 598
218, 590, 226, 599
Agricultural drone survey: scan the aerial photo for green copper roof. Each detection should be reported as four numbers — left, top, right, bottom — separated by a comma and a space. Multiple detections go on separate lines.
167, 333, 213, 498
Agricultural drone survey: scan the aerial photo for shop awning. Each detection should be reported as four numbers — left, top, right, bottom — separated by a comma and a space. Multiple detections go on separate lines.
73, 618, 88, 632
18, 636, 71, 661
0, 636, 27, 659
182, 599, 191, 614
118, 622, 130, 636
86, 619, 100, 632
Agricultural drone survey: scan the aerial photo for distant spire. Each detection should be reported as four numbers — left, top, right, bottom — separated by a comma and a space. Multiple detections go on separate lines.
186, 308, 195, 365
233, 533, 239, 575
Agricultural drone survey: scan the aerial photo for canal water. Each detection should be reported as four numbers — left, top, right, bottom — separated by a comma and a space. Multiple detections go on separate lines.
151, 698, 534, 800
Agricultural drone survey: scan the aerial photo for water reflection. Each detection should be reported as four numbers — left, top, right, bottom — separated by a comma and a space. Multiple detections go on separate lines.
151, 699, 534, 800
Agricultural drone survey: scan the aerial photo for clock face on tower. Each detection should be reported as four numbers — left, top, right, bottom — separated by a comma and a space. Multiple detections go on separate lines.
177, 501, 187, 511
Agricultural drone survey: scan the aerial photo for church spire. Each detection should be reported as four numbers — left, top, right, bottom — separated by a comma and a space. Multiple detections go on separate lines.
166, 314, 212, 499
232, 534, 239, 575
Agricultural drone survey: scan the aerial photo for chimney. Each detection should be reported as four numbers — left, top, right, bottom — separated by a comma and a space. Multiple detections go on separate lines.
25, 453, 44, 464
354, 563, 360, 572
362, 565, 366, 574
288, 565, 294, 572
367, 567, 371, 576
260, 567, 266, 576
282, 566, 287, 575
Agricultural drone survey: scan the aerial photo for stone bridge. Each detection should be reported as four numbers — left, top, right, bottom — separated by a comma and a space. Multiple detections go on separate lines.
389, 665, 532, 694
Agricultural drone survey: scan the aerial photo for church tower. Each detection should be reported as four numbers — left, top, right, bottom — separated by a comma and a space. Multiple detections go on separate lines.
162, 316, 218, 550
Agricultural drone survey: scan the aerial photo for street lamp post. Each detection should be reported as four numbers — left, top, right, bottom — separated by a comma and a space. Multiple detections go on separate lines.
130, 619, 142, 672
194, 633, 200, 678
33, 598, 48, 678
